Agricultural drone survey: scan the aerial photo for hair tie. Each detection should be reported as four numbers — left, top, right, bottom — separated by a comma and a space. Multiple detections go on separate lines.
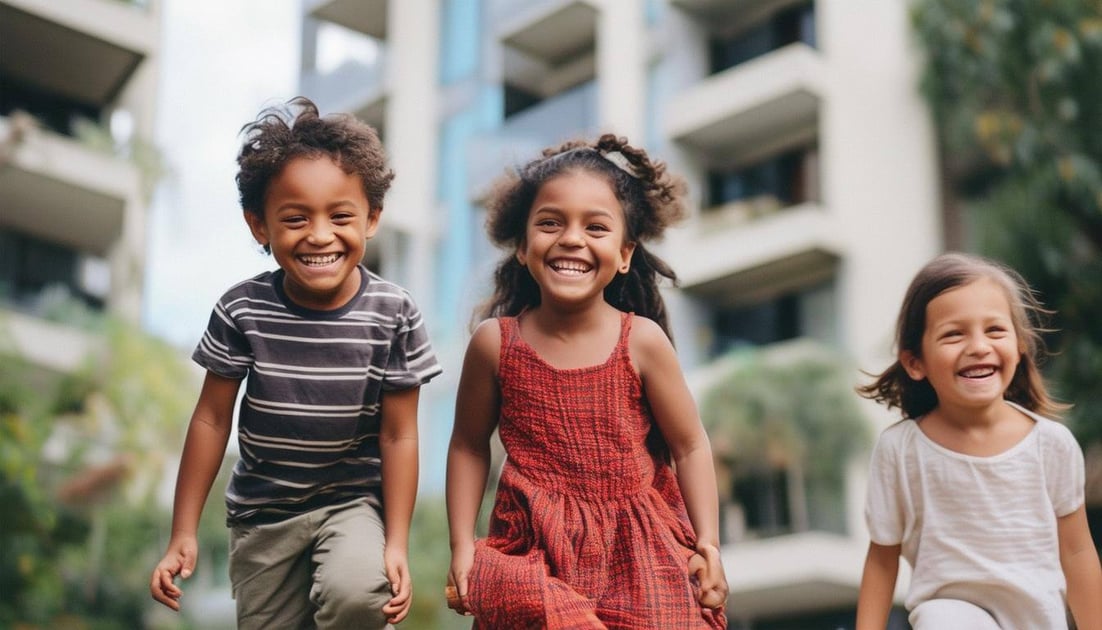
601, 150, 639, 179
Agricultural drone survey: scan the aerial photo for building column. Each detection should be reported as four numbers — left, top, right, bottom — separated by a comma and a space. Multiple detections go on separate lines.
384, 0, 440, 304
595, 0, 646, 141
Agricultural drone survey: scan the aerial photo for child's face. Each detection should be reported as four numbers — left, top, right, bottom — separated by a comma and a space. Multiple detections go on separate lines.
516, 171, 635, 309
245, 156, 379, 311
902, 277, 1022, 417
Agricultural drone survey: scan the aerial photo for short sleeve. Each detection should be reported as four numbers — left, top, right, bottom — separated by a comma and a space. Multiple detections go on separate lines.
381, 293, 442, 391
865, 427, 906, 546
192, 298, 253, 379
1042, 421, 1085, 517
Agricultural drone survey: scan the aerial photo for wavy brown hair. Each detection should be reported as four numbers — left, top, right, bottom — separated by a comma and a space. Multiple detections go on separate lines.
235, 96, 394, 251
857, 252, 1068, 419
477, 133, 687, 339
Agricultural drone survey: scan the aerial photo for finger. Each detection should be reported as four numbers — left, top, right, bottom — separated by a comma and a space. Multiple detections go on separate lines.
687, 552, 705, 578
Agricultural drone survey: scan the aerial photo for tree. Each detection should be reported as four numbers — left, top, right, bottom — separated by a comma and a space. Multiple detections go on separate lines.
912, 0, 1102, 456
699, 341, 870, 539
0, 311, 200, 628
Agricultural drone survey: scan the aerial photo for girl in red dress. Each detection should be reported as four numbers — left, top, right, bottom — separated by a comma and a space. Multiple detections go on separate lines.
445, 134, 728, 629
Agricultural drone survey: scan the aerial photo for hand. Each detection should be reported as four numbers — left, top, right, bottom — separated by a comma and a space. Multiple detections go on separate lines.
150, 534, 198, 611
381, 545, 412, 624
688, 543, 728, 612
446, 543, 474, 616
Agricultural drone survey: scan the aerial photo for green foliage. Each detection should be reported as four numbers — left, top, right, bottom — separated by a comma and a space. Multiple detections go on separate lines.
913, 0, 1102, 443
0, 314, 199, 628
699, 341, 870, 533
407, 496, 473, 629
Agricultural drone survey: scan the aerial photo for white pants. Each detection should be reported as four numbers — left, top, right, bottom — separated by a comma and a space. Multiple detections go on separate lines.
910, 599, 1001, 629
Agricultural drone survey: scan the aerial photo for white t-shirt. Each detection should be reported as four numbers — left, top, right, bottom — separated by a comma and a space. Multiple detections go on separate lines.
865, 401, 1085, 629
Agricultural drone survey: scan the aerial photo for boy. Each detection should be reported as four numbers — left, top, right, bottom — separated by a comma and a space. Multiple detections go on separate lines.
150, 97, 441, 628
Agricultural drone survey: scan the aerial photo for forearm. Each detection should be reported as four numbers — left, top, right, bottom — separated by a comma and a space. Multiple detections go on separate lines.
446, 441, 490, 550
171, 414, 232, 537
856, 542, 900, 630
672, 443, 721, 548
1063, 544, 1102, 627
1066, 552, 1102, 628
380, 434, 418, 551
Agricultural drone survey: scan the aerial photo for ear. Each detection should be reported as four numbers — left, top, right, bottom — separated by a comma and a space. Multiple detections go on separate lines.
618, 241, 637, 274
900, 350, 926, 381
243, 211, 268, 247
515, 241, 527, 267
365, 208, 382, 240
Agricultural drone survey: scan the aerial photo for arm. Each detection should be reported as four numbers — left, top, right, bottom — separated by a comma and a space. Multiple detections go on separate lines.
856, 541, 901, 630
631, 318, 727, 609
445, 320, 502, 615
150, 371, 239, 610
1058, 505, 1102, 628
379, 386, 421, 624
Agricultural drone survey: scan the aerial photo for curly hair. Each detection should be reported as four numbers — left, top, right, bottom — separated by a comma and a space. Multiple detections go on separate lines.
235, 96, 394, 245
857, 252, 1068, 419
477, 133, 687, 339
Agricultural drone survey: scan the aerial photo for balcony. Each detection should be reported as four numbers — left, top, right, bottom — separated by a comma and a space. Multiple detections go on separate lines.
671, 0, 804, 22
0, 307, 97, 375
468, 80, 597, 200
722, 531, 867, 618
300, 50, 388, 133
665, 42, 822, 164
496, 0, 597, 66
305, 0, 387, 39
667, 202, 841, 306
0, 114, 138, 257
0, 0, 156, 108
495, 0, 597, 120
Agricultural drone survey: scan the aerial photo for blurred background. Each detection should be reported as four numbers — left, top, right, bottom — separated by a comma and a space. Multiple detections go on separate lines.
2, 0, 1100, 628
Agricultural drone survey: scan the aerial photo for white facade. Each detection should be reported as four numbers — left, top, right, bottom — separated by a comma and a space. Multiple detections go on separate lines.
301, 0, 942, 624
0, 0, 161, 371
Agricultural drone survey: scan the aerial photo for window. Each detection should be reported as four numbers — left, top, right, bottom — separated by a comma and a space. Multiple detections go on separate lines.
709, 1, 815, 75
0, 229, 105, 312
707, 145, 817, 210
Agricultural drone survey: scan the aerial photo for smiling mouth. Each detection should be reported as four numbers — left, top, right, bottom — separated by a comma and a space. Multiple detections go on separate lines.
299, 253, 341, 266
959, 366, 997, 379
549, 260, 592, 275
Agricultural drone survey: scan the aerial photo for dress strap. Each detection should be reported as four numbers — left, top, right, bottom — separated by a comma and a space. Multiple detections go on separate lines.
616, 311, 634, 357
497, 316, 521, 361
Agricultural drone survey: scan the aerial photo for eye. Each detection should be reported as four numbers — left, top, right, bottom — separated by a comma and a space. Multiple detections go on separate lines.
939, 330, 963, 341
987, 325, 1009, 337
534, 218, 560, 229
282, 215, 307, 226
332, 212, 356, 224
587, 223, 611, 233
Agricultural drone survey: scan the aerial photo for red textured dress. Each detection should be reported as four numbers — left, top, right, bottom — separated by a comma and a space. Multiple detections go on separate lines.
465, 313, 727, 629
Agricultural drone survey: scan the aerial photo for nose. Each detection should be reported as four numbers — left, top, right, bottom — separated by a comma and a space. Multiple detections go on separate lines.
558, 223, 585, 247
307, 222, 335, 245
964, 333, 992, 356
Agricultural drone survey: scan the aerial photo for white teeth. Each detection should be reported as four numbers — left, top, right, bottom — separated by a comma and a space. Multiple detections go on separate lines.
300, 253, 339, 266
550, 260, 592, 275
961, 367, 996, 378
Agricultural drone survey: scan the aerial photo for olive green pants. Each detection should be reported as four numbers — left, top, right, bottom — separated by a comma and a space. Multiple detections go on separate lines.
229, 498, 394, 629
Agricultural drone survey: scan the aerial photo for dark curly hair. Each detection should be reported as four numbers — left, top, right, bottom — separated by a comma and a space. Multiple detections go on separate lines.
857, 252, 1068, 419
477, 133, 687, 339
235, 96, 394, 250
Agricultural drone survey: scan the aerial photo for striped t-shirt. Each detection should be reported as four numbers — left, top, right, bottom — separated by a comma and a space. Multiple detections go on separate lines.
193, 265, 442, 525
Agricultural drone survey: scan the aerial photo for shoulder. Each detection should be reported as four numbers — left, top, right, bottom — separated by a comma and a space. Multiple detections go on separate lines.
872, 420, 919, 457
358, 267, 423, 313
466, 318, 503, 365
1010, 402, 1080, 452
219, 270, 277, 301
628, 314, 674, 355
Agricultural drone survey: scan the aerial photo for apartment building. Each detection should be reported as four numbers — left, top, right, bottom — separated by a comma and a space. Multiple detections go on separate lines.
0, 0, 160, 375
300, 0, 940, 626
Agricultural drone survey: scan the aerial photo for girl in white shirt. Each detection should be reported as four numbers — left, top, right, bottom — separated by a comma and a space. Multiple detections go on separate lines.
855, 252, 1102, 630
